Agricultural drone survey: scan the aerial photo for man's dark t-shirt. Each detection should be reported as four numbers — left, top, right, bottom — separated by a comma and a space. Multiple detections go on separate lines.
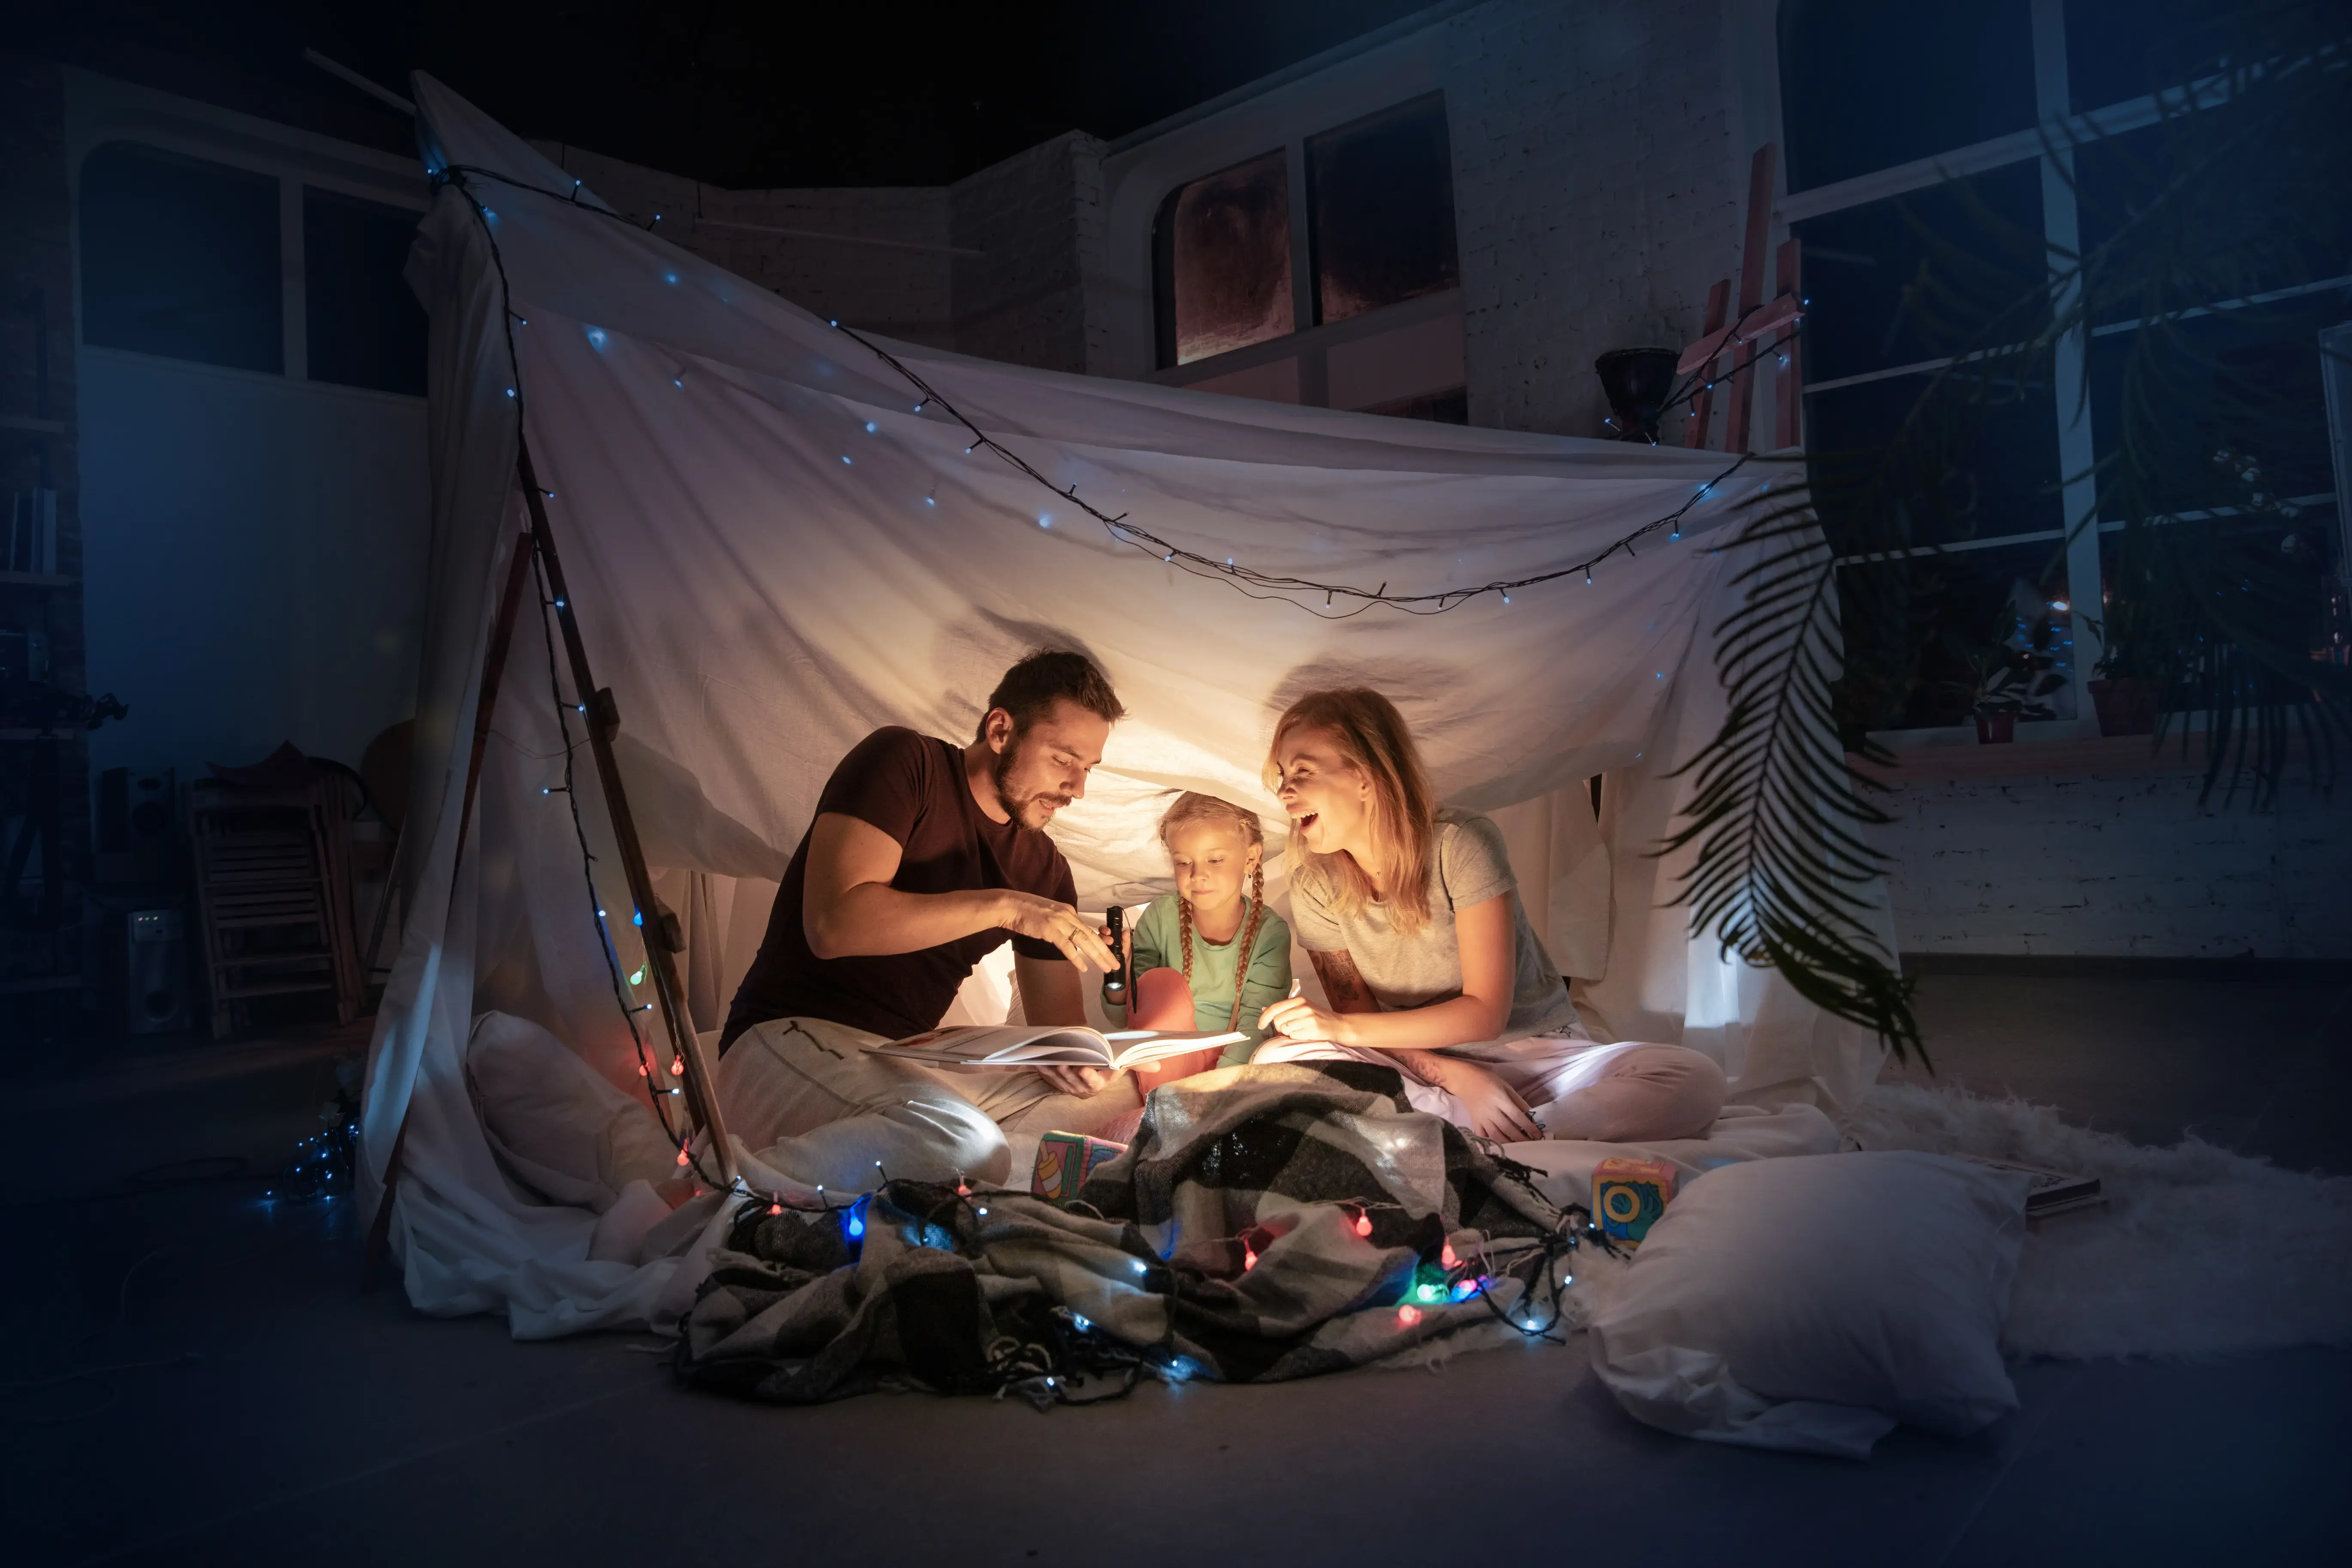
721, 727, 1074, 1048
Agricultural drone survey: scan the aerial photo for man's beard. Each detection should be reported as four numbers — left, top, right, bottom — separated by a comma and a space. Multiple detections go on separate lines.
992, 739, 1071, 829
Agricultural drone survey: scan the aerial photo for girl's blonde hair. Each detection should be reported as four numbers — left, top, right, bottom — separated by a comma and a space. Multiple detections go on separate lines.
1156, 792, 1269, 1032
1262, 687, 1436, 932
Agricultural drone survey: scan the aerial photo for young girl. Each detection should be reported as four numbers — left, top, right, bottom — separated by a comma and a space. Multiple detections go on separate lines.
1101, 792, 1292, 1074
1251, 688, 1726, 1145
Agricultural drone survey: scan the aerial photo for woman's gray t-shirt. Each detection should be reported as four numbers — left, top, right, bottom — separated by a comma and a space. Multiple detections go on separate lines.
1286, 807, 1576, 1038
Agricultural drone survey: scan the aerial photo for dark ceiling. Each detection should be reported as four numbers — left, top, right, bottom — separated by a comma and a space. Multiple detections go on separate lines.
20, 0, 1442, 187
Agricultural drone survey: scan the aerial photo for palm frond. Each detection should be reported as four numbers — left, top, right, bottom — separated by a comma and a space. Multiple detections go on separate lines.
1659, 493, 1923, 1062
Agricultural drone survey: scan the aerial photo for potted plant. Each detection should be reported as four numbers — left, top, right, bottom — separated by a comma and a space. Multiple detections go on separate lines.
1950, 611, 2064, 743
2086, 638, 2157, 737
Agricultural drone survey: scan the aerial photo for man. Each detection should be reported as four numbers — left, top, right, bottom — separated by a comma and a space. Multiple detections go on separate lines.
714, 649, 1133, 1192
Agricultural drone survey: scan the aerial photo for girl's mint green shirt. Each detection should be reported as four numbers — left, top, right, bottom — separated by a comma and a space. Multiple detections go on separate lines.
1104, 894, 1291, 1066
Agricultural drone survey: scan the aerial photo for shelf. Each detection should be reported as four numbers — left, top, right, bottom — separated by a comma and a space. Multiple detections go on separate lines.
0, 572, 74, 588
0, 414, 66, 435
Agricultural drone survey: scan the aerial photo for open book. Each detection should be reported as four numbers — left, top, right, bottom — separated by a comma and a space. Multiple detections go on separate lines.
864, 1024, 1244, 1073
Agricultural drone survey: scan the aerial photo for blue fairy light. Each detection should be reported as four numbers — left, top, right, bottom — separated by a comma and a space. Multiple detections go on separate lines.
585, 327, 608, 351
663, 271, 678, 284
864, 420, 878, 434
1038, 514, 1053, 529
842, 455, 853, 465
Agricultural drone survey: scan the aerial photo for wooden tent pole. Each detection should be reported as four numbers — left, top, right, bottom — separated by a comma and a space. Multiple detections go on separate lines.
513, 440, 740, 1185
362, 529, 537, 1289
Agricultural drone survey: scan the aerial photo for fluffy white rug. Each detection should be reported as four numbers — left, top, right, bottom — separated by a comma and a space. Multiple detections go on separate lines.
1850, 1082, 2352, 1360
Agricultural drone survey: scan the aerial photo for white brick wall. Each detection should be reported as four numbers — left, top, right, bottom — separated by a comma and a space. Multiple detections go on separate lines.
1869, 769, 2352, 958
949, 131, 1108, 373
1438, 0, 1747, 438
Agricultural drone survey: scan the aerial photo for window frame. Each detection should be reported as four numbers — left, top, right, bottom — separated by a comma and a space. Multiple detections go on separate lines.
67, 89, 428, 396
1137, 91, 1468, 419
1777, 0, 2347, 749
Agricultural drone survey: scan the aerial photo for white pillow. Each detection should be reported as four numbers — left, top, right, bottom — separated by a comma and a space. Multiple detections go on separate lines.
1588, 1151, 2031, 1458
465, 1011, 678, 1212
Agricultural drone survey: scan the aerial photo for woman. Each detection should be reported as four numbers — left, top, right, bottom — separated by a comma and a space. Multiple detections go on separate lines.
1253, 688, 1725, 1145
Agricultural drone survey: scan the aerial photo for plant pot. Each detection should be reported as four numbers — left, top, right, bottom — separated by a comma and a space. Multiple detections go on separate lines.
1974, 712, 2016, 744
2089, 677, 2155, 737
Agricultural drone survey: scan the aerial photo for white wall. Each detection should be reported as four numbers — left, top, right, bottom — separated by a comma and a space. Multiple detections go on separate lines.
64, 70, 435, 784
78, 348, 429, 778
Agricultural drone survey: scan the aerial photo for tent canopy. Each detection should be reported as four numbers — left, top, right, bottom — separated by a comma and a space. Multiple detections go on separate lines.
363, 77, 1890, 1334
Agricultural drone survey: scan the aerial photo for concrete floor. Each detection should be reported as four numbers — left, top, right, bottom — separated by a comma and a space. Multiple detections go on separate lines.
4, 975, 2347, 1567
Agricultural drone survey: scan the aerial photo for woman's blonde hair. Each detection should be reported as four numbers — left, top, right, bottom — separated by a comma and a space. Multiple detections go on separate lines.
1155, 792, 1269, 1032
1262, 688, 1436, 932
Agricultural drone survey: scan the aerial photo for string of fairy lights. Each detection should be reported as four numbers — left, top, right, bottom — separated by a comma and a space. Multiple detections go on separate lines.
429, 157, 1715, 1381
832, 320, 1768, 618
441, 161, 1784, 621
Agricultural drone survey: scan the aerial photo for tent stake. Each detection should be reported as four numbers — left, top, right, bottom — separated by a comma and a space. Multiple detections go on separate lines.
515, 440, 741, 1187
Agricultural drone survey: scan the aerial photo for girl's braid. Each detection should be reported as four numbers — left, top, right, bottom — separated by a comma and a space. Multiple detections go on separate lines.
1228, 863, 1268, 1033
1176, 891, 1195, 983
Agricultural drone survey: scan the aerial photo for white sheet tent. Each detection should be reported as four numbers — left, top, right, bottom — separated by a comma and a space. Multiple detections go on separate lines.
361, 77, 1893, 1335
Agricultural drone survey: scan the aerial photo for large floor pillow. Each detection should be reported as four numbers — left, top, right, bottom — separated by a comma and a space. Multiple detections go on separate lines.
465, 1011, 678, 1212
1587, 1151, 2033, 1458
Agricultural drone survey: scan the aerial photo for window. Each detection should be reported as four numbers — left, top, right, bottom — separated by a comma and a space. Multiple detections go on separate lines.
1790, 1, 2346, 738
1150, 94, 1465, 420
1778, 0, 2038, 192
2063, 0, 2237, 114
1306, 94, 1458, 326
304, 188, 428, 396
1153, 150, 1294, 368
80, 142, 281, 373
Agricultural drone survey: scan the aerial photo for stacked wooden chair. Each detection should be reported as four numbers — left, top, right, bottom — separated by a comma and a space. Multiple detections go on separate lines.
188, 763, 362, 1038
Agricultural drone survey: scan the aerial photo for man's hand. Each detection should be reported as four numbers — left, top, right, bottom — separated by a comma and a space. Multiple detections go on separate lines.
1034, 1064, 1122, 1097
1256, 995, 1355, 1046
1424, 1056, 1542, 1143
1002, 892, 1117, 972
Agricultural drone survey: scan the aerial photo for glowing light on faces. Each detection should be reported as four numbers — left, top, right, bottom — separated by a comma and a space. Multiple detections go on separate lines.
1271, 726, 1371, 860
1164, 820, 1260, 932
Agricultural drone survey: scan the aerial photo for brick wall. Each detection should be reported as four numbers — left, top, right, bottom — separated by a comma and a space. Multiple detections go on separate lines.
1870, 770, 2352, 959
947, 131, 1108, 374
1437, 0, 1747, 439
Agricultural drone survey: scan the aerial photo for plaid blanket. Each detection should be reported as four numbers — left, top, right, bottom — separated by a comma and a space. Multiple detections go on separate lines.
675, 1062, 1606, 1406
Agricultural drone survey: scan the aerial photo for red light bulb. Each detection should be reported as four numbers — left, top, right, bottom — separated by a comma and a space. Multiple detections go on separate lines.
675, 1146, 690, 1167
1353, 1213, 1373, 1238
1441, 1242, 1458, 1269
670, 1056, 686, 1077
1397, 1304, 1422, 1327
